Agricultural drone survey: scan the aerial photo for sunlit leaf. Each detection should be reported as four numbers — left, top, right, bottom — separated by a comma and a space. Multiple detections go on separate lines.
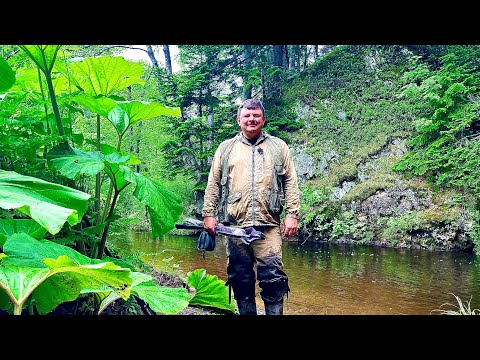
96, 271, 190, 315
2, 233, 97, 268
130, 273, 190, 315
0, 57, 15, 92
0, 234, 131, 315
101, 143, 141, 165
64, 56, 145, 96
187, 268, 236, 312
72, 94, 117, 117
0, 170, 91, 235
19, 45, 61, 73
0, 264, 49, 311
107, 101, 181, 135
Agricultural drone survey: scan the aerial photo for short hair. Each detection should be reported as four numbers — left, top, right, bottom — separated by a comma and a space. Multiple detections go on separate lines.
237, 98, 265, 118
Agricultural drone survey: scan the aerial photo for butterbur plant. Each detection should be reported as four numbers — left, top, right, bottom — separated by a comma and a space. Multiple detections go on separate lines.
0, 233, 132, 315
0, 170, 190, 315
0, 233, 192, 315
187, 268, 237, 313
50, 55, 184, 258
3, 48, 185, 259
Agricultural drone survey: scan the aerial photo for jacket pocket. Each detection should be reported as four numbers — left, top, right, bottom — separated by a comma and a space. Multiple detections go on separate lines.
269, 165, 286, 215
228, 191, 242, 204
219, 176, 230, 223
268, 189, 285, 215
227, 191, 242, 221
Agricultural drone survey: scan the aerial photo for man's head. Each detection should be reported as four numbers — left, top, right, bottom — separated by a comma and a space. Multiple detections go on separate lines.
236, 98, 266, 139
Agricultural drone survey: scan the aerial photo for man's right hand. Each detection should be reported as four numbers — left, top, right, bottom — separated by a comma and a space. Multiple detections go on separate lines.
203, 216, 218, 236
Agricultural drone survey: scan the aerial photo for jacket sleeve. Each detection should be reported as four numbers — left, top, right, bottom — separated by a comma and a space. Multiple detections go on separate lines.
282, 144, 300, 219
201, 145, 223, 218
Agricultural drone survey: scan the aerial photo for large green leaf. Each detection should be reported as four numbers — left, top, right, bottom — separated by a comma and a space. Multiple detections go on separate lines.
50, 148, 106, 180
132, 280, 191, 315
51, 151, 182, 238
187, 269, 237, 312
95, 270, 152, 315
72, 94, 117, 118
123, 170, 183, 238
50, 147, 137, 184
0, 279, 13, 313
116, 100, 181, 125
95, 153, 138, 192
19, 45, 61, 73
0, 219, 46, 247
2, 233, 98, 268
0, 234, 132, 315
34, 256, 131, 314
97, 271, 190, 315
64, 56, 145, 96
0, 264, 49, 312
107, 101, 181, 135
0, 170, 91, 235
9, 67, 39, 93
101, 143, 141, 165
0, 57, 15, 92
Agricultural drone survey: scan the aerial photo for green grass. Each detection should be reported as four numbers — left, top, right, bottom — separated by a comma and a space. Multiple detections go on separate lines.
432, 293, 480, 315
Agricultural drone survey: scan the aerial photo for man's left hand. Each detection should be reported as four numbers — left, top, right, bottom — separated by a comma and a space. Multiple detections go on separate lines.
282, 217, 298, 238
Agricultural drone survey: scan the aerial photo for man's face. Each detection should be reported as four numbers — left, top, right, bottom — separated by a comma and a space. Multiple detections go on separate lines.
237, 107, 265, 139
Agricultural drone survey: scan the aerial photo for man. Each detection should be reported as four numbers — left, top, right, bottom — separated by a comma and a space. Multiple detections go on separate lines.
202, 98, 300, 315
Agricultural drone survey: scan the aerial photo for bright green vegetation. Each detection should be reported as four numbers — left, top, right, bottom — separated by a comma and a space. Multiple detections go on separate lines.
1, 44, 479, 314
0, 45, 236, 315
283, 45, 479, 250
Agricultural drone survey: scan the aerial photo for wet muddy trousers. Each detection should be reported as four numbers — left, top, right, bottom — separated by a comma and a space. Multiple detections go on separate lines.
237, 297, 257, 315
226, 252, 289, 315
226, 227, 289, 315
226, 258, 289, 301
236, 298, 284, 315
264, 301, 283, 315
237, 298, 283, 315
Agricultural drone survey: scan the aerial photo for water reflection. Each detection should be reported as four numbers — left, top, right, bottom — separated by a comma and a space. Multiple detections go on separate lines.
109, 231, 480, 315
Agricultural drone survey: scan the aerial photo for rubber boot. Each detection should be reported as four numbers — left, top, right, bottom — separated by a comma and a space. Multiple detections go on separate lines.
264, 301, 283, 315
237, 298, 257, 315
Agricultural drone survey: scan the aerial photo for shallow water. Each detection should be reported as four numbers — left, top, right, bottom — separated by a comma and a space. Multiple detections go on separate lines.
109, 232, 480, 315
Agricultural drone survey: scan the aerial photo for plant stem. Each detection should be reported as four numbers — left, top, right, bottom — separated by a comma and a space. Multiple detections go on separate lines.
97, 189, 120, 259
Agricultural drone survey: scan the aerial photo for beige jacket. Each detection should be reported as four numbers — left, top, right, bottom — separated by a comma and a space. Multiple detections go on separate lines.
202, 131, 300, 227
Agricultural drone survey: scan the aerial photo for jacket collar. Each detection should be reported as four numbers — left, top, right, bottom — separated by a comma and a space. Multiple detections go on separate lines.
238, 131, 268, 146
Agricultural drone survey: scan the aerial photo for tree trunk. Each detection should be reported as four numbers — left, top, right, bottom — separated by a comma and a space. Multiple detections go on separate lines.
293, 45, 301, 72
146, 45, 163, 95
242, 45, 252, 100
163, 45, 173, 75
288, 45, 295, 71
146, 45, 160, 67
269, 45, 285, 105
273, 45, 284, 68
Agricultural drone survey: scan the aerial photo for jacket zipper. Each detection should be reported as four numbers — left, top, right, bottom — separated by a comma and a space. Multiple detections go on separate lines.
251, 145, 255, 224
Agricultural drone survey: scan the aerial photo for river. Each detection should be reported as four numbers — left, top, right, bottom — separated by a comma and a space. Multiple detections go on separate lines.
109, 231, 480, 315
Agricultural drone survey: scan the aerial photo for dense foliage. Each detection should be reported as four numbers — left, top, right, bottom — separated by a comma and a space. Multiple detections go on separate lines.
281, 45, 479, 250
1, 44, 479, 314
393, 47, 480, 193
